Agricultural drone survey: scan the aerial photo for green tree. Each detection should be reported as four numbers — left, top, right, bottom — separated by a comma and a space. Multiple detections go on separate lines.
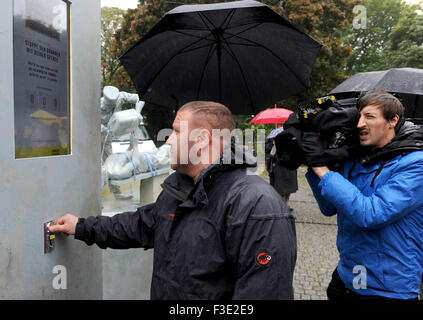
342, 0, 411, 74
382, 3, 423, 68
101, 6, 125, 87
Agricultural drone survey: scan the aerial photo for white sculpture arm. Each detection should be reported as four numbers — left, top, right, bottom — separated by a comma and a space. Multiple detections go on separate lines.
116, 92, 139, 111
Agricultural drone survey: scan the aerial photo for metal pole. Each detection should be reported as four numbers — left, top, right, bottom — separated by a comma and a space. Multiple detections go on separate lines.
216, 32, 222, 102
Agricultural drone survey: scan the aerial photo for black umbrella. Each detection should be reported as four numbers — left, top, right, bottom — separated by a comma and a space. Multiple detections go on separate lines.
330, 68, 423, 123
119, 0, 322, 115
330, 68, 423, 96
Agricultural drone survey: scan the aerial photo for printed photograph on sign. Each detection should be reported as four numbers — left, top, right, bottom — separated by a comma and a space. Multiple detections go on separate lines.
13, 0, 70, 159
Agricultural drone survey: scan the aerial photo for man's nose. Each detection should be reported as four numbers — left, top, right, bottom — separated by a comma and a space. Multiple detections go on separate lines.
357, 116, 365, 129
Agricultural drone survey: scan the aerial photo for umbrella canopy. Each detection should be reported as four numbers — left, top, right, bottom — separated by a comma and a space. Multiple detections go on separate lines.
329, 68, 423, 123
330, 68, 423, 96
120, 0, 322, 115
266, 126, 284, 139
251, 107, 293, 124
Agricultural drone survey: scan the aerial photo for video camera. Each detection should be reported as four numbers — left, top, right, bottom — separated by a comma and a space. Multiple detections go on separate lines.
296, 95, 338, 125
274, 95, 361, 170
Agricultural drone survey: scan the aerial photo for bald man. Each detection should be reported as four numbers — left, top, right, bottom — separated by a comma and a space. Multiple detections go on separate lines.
50, 101, 297, 300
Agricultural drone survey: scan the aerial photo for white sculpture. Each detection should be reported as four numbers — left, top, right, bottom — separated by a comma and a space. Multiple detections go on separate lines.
100, 86, 142, 199
100, 86, 171, 197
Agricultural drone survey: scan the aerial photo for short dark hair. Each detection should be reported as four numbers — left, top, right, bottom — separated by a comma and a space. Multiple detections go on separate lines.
178, 101, 236, 132
358, 89, 404, 129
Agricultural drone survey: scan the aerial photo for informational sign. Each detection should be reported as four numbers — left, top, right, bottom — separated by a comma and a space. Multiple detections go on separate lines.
13, 0, 70, 159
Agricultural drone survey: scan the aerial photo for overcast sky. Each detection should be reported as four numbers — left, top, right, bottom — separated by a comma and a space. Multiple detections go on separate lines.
100, 0, 422, 10
101, 0, 138, 10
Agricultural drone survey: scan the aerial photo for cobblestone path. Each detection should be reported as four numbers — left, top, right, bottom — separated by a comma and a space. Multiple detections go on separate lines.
290, 167, 339, 300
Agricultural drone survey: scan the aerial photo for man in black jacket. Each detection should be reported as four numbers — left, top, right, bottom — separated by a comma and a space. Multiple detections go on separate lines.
50, 101, 297, 300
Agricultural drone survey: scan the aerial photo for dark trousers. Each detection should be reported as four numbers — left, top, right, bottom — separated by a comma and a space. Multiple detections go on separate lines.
327, 268, 417, 301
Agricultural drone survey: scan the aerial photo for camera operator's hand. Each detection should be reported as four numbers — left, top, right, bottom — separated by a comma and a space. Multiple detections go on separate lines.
311, 166, 330, 179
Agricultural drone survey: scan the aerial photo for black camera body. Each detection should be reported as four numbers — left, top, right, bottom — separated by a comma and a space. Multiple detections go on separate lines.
274, 96, 360, 170
296, 95, 338, 126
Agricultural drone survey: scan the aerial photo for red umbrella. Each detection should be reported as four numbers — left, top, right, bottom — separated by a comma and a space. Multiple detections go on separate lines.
250, 105, 293, 124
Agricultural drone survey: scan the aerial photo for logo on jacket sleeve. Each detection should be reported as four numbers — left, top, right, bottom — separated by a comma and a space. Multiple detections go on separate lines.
256, 251, 272, 265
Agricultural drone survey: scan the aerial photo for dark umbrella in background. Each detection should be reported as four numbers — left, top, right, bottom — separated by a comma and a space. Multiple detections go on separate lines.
330, 68, 423, 123
120, 0, 322, 115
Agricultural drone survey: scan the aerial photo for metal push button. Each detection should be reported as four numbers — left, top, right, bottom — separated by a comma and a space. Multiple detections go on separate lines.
44, 220, 56, 254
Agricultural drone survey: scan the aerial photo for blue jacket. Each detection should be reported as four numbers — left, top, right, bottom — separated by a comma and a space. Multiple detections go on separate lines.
306, 149, 423, 299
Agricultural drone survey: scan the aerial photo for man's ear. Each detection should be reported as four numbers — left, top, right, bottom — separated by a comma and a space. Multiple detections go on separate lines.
198, 128, 212, 148
390, 114, 400, 129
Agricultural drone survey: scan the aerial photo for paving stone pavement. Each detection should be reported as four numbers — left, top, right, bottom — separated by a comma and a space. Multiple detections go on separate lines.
261, 166, 339, 300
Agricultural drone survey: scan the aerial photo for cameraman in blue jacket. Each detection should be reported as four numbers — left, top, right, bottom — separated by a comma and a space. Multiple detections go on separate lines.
307, 89, 423, 300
